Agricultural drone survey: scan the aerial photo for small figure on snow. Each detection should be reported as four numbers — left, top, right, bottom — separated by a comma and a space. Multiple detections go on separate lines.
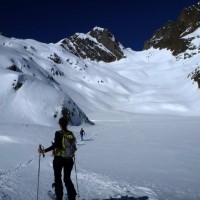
80, 128, 85, 141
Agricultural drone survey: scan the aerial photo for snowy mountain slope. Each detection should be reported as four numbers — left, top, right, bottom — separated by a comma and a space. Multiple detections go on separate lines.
1, 26, 200, 127
0, 35, 94, 125
1, 23, 200, 200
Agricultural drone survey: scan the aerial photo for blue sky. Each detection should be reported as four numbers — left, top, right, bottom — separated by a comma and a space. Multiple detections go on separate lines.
0, 0, 199, 50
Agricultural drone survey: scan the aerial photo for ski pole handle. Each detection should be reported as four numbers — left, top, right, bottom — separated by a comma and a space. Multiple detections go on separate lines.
39, 144, 45, 158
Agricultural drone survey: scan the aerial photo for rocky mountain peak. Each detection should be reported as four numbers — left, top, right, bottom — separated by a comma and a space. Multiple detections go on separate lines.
144, 2, 200, 55
177, 2, 200, 33
60, 27, 125, 62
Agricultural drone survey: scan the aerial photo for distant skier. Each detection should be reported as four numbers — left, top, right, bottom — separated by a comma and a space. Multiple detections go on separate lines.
80, 128, 85, 141
38, 117, 77, 200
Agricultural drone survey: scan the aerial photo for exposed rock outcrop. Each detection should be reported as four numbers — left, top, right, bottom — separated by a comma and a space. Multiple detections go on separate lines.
144, 2, 200, 55
60, 27, 125, 62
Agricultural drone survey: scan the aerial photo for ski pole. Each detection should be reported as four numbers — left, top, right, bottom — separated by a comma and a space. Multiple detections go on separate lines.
37, 144, 45, 200
74, 156, 80, 197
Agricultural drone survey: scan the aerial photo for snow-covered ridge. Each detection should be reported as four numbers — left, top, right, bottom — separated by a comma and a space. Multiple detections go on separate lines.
1, 24, 200, 127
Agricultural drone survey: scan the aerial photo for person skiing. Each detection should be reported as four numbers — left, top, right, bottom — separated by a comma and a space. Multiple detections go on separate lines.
80, 128, 85, 141
38, 117, 77, 200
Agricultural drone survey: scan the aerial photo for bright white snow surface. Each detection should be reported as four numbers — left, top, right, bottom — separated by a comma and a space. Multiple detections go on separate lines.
1, 32, 200, 199
0, 113, 200, 200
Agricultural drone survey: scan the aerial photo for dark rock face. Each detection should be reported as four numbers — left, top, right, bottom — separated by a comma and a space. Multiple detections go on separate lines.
89, 28, 124, 60
188, 67, 200, 88
60, 27, 125, 62
144, 2, 200, 55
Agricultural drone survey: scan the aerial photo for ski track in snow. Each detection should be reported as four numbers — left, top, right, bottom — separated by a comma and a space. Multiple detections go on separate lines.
0, 158, 34, 199
76, 170, 158, 200
0, 125, 158, 200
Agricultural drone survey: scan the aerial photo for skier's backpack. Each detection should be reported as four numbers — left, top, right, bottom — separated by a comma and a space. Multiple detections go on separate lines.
61, 130, 77, 158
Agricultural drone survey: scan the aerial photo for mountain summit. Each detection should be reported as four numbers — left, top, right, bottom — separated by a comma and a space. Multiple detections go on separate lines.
59, 27, 125, 62
144, 2, 200, 55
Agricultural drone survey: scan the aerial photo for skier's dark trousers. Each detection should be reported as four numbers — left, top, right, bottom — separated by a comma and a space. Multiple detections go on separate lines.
38, 117, 77, 200
53, 157, 76, 200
